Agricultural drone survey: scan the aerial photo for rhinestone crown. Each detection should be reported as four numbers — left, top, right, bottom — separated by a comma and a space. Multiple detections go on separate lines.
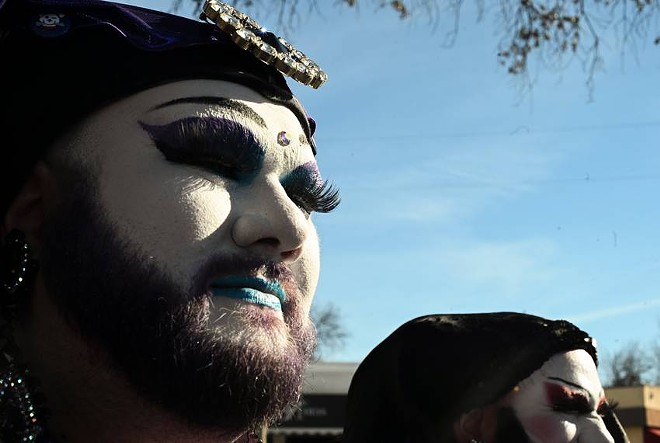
201, 0, 328, 89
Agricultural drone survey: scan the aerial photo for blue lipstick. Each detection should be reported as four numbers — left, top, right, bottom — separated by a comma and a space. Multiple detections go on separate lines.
210, 276, 287, 311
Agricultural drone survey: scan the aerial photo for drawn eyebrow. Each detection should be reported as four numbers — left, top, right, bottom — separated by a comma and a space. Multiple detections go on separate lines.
150, 96, 266, 128
547, 376, 586, 391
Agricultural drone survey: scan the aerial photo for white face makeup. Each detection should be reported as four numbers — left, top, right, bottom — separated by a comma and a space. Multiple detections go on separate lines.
508, 349, 615, 443
50, 79, 330, 336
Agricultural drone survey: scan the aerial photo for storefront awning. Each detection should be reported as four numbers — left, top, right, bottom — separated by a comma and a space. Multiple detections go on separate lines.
274, 394, 346, 429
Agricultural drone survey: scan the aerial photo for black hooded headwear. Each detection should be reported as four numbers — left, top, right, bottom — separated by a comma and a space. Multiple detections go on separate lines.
342, 312, 629, 443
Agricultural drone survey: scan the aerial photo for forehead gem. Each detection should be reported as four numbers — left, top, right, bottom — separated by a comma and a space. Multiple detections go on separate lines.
277, 131, 291, 146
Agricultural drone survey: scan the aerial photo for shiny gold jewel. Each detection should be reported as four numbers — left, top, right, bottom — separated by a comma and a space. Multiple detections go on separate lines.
200, 0, 327, 89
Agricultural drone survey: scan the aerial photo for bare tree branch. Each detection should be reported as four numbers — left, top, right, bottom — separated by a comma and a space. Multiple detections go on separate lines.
603, 341, 653, 387
310, 301, 349, 361
175, 0, 660, 100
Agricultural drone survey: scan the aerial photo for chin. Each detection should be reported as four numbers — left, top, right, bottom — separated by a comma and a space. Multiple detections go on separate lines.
208, 297, 293, 336
37, 177, 317, 432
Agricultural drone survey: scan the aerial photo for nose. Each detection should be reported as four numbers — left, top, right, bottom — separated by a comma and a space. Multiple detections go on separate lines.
231, 183, 309, 262
578, 417, 615, 443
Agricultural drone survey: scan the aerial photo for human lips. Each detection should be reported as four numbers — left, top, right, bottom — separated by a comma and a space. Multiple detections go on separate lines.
209, 276, 287, 311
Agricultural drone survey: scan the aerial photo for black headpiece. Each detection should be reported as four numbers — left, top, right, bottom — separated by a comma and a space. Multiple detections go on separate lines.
343, 312, 629, 443
0, 0, 326, 217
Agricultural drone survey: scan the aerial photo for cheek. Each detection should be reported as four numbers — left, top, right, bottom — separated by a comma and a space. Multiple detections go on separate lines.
104, 178, 231, 241
521, 415, 577, 443
297, 226, 321, 309
98, 140, 228, 239
101, 162, 233, 280
177, 187, 233, 240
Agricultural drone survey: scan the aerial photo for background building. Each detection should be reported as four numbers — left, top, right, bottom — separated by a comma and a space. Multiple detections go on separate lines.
606, 385, 660, 443
268, 362, 356, 442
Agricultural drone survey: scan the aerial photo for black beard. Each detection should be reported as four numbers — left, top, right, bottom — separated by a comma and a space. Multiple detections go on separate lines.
38, 171, 316, 434
492, 407, 532, 443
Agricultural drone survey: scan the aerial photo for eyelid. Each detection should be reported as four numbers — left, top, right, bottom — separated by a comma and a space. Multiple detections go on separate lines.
546, 381, 593, 415
140, 117, 265, 181
551, 396, 593, 415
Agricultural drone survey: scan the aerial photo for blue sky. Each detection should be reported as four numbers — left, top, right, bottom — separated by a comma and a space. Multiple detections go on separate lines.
127, 0, 659, 379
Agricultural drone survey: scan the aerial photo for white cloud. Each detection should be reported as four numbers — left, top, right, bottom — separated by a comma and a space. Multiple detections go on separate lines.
567, 297, 660, 324
324, 136, 567, 225
437, 238, 558, 296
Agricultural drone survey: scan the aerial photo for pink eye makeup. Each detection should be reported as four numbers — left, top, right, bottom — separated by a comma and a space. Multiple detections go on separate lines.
545, 382, 591, 414
545, 377, 606, 415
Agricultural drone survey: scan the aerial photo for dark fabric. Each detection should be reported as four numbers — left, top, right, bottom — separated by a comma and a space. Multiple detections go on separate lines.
646, 427, 660, 443
342, 312, 628, 443
602, 406, 631, 443
0, 0, 315, 217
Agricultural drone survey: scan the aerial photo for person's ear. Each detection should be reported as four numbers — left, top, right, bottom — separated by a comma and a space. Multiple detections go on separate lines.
3, 162, 56, 253
454, 408, 483, 443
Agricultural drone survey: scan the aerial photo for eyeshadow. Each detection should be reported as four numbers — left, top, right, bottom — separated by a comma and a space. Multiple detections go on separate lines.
140, 116, 265, 182
545, 382, 591, 413
281, 161, 321, 186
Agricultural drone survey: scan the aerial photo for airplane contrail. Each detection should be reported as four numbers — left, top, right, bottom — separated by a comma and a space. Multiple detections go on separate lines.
567, 297, 660, 324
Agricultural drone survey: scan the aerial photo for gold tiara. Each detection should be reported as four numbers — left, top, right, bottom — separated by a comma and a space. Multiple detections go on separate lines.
200, 0, 328, 89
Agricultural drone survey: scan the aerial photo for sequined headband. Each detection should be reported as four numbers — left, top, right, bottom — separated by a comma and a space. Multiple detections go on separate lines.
200, 0, 328, 89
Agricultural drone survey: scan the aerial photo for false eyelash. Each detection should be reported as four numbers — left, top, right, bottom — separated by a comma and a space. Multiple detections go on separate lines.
598, 401, 619, 415
284, 178, 341, 215
308, 180, 341, 213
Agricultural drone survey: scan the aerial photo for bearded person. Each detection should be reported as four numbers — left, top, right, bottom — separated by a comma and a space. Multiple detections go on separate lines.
342, 312, 630, 443
0, 0, 339, 441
